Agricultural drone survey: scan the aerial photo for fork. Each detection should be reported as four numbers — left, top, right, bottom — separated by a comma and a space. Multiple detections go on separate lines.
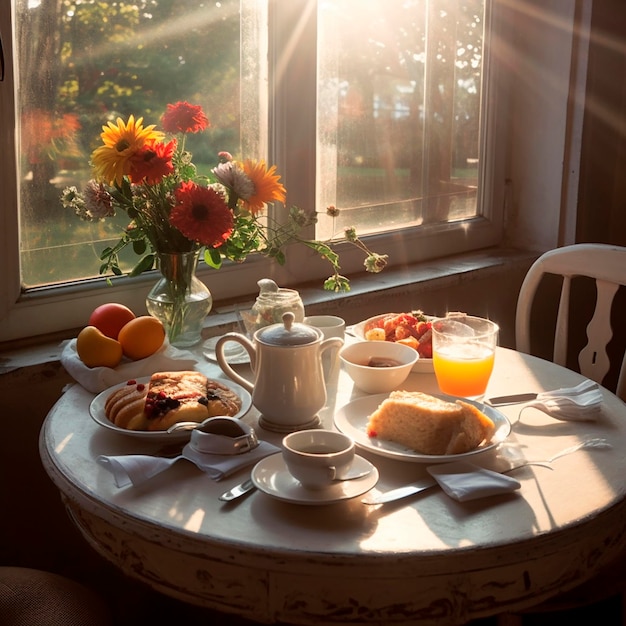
499, 437, 612, 468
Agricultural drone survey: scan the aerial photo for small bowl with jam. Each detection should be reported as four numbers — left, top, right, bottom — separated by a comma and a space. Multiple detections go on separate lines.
339, 340, 419, 394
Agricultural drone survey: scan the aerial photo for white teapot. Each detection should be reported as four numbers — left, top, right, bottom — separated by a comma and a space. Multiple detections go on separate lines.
215, 312, 343, 432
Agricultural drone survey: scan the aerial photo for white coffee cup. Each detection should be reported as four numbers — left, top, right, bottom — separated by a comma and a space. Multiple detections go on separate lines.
303, 315, 345, 377
303, 315, 346, 340
282, 429, 355, 490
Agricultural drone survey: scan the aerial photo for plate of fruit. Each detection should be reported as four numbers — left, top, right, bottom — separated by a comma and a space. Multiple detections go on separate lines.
349, 311, 434, 373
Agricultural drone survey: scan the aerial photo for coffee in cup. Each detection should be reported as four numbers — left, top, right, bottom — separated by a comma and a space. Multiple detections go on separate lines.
282, 429, 355, 490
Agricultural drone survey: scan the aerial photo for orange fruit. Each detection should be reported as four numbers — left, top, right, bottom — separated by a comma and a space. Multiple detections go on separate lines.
76, 326, 123, 368
89, 303, 136, 339
118, 316, 166, 360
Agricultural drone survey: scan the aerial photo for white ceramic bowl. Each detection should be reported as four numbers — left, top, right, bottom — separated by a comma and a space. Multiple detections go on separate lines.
339, 341, 419, 394
350, 313, 434, 373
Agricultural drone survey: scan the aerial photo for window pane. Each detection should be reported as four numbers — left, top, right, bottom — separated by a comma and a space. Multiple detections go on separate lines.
17, 0, 247, 289
316, 0, 485, 238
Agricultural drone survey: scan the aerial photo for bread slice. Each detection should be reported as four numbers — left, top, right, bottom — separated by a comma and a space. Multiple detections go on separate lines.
366, 391, 495, 455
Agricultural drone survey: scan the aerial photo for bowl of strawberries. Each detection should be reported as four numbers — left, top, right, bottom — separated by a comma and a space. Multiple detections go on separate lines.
350, 311, 434, 373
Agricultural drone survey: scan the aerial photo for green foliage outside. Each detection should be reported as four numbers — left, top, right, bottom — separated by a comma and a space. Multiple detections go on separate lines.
19, 0, 242, 286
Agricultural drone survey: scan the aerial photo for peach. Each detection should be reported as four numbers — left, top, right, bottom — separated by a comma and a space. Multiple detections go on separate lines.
118, 316, 165, 361
76, 325, 123, 368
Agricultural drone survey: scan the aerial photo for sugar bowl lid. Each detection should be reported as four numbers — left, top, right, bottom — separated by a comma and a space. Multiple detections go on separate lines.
257, 312, 319, 346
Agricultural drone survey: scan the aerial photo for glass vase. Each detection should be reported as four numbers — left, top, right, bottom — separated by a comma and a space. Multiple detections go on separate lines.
146, 251, 212, 348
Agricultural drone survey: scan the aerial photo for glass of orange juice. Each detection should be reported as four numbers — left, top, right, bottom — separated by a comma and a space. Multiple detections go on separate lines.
431, 314, 499, 399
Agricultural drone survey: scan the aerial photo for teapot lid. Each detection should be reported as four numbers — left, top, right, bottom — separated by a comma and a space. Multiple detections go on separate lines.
257, 312, 319, 346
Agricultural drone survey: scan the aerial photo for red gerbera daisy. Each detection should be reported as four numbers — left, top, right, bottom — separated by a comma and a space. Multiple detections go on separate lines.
128, 139, 176, 184
161, 101, 209, 134
171, 181, 233, 248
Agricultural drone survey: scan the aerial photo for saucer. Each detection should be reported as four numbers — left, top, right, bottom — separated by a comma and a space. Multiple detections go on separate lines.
203, 335, 250, 365
251, 453, 378, 505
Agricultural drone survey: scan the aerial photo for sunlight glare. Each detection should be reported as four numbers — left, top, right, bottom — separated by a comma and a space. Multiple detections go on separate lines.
184, 508, 206, 533
55, 433, 73, 454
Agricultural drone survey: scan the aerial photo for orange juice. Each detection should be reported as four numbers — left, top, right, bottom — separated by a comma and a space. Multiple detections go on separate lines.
433, 344, 495, 397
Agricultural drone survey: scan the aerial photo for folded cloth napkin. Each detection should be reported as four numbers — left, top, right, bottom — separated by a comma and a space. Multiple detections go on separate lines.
97, 440, 280, 488
60, 338, 198, 393
427, 461, 521, 502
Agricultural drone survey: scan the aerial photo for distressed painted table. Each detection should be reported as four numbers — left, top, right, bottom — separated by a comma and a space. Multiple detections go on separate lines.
40, 347, 626, 625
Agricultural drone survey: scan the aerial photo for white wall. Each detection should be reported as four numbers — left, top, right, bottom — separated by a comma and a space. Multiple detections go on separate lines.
504, 0, 590, 251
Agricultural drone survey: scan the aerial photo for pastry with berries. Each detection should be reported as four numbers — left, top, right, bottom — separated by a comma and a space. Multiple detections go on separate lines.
104, 371, 242, 431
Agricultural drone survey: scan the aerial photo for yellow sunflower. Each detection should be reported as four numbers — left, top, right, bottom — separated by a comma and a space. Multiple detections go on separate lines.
241, 159, 287, 214
91, 115, 164, 185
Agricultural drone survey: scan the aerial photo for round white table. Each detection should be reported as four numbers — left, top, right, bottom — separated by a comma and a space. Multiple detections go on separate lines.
40, 347, 626, 625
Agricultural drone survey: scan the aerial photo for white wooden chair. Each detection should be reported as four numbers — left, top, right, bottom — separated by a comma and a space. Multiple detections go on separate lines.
498, 243, 626, 625
515, 243, 626, 400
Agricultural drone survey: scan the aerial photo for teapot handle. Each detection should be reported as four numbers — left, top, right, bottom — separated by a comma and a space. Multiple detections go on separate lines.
215, 333, 255, 393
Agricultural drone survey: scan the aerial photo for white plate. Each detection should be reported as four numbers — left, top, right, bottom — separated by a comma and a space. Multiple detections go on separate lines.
203, 335, 250, 365
251, 453, 379, 505
350, 313, 434, 373
89, 377, 252, 442
333, 393, 511, 464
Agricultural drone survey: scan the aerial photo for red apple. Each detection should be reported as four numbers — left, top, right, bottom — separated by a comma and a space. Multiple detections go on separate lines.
88, 303, 136, 339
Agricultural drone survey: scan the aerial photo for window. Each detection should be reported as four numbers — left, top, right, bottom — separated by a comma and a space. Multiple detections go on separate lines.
1, 0, 511, 343
317, 0, 485, 237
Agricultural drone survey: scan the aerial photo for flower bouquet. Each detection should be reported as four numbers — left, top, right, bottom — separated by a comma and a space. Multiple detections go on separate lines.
62, 101, 387, 345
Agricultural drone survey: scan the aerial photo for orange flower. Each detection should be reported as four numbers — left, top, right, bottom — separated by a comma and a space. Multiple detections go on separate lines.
241, 159, 287, 214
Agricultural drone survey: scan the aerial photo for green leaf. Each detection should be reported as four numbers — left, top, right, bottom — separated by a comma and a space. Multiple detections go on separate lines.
132, 239, 147, 255
129, 254, 154, 276
204, 247, 223, 269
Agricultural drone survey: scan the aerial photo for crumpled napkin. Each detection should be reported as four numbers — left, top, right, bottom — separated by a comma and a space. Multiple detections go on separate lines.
60, 338, 198, 393
97, 439, 280, 488
519, 380, 603, 422
427, 461, 521, 502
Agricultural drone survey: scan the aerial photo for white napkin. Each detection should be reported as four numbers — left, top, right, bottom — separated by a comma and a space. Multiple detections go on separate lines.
427, 461, 521, 502
519, 380, 603, 422
60, 338, 198, 393
97, 440, 280, 488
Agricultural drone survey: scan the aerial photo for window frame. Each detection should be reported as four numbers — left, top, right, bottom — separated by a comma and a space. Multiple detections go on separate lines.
1, 0, 515, 343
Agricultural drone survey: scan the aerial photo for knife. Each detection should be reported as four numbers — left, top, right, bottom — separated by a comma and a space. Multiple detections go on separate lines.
486, 392, 538, 406
219, 478, 256, 502
361, 477, 439, 505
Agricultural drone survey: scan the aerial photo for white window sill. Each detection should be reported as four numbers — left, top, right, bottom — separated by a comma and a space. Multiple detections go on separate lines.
0, 247, 537, 373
